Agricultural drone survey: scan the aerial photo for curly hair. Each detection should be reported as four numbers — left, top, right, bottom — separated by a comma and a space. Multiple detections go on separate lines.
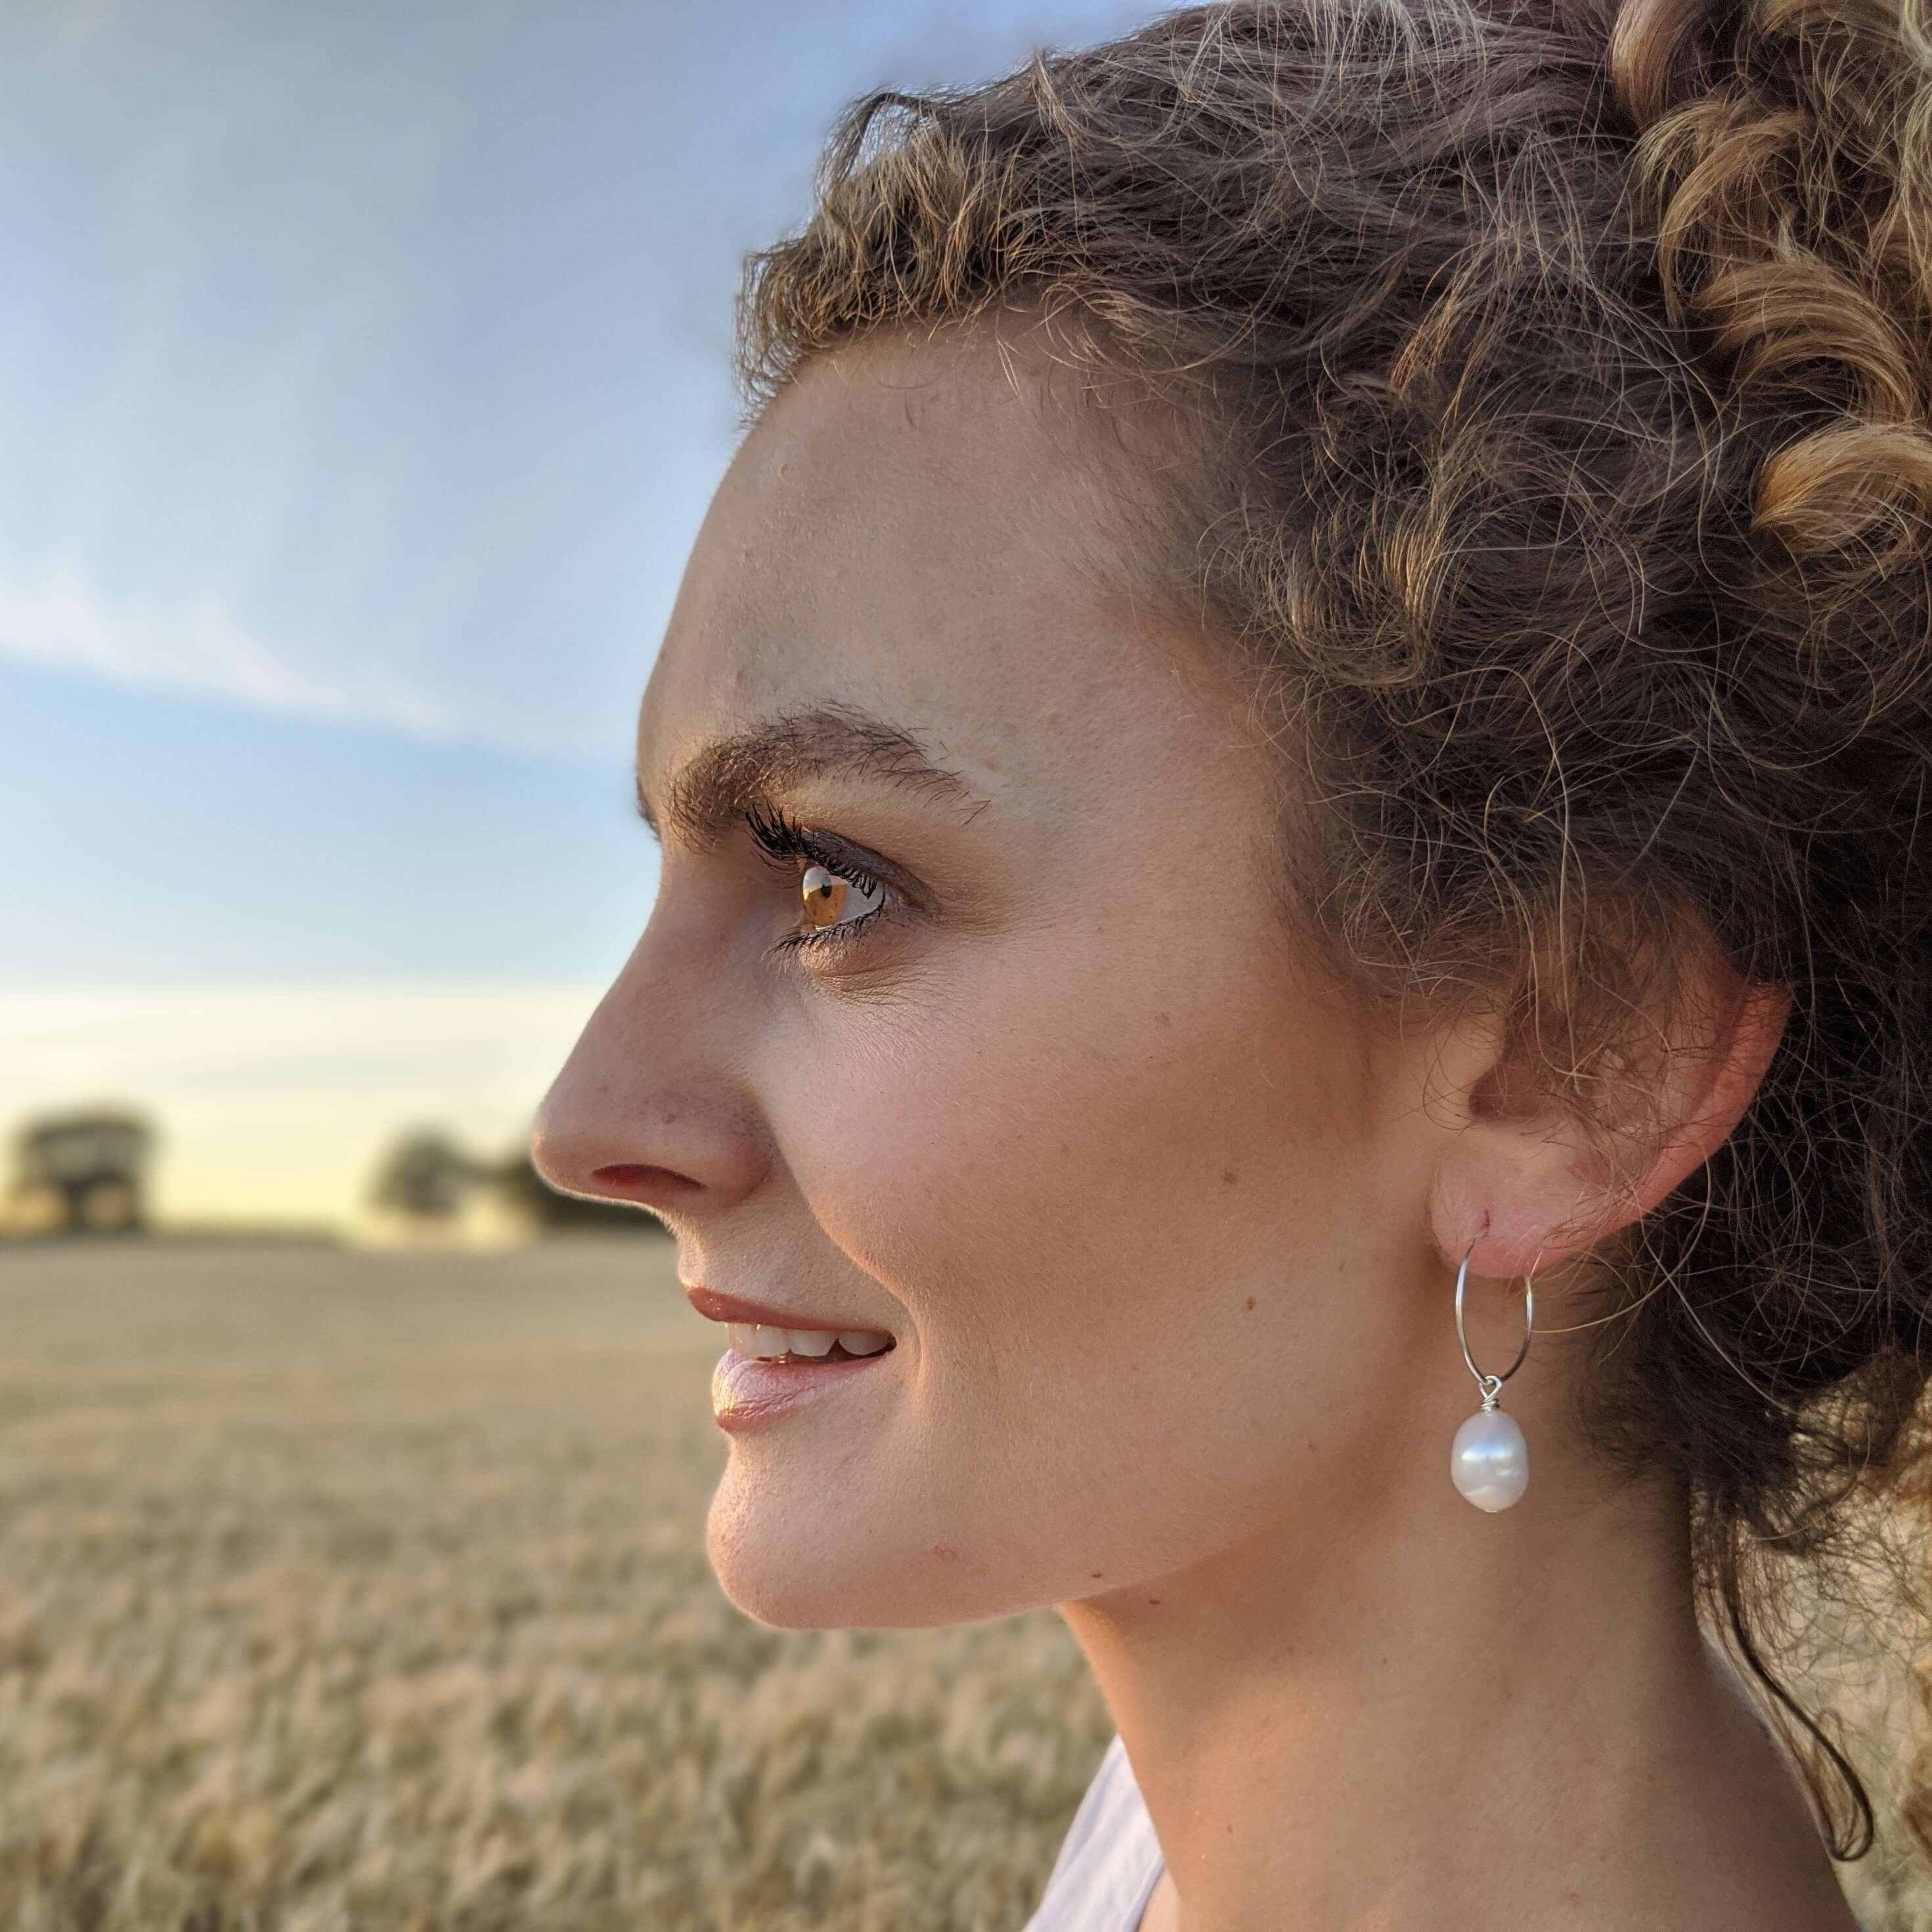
734, 0, 1932, 1881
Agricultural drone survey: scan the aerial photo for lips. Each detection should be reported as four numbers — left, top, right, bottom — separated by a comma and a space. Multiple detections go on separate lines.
684, 1283, 891, 1334
711, 1343, 893, 1432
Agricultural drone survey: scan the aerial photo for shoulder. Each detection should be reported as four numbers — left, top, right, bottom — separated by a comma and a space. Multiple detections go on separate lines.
1022, 1734, 1166, 1932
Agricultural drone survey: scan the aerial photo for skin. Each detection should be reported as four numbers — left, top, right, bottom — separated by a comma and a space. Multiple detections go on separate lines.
533, 318, 1861, 1931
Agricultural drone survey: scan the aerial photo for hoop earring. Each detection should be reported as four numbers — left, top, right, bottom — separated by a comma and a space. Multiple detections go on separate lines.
1449, 1231, 1533, 1513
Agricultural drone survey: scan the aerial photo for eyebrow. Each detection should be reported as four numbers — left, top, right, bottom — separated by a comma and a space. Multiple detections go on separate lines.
635, 700, 987, 845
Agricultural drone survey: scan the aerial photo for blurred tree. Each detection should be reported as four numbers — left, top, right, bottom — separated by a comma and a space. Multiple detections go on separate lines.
492, 1153, 669, 1235
10, 1109, 156, 1235
368, 1129, 485, 1223
365, 1131, 665, 1238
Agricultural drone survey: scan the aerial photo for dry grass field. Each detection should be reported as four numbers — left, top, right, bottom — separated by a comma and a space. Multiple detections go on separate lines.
1, 1237, 1929, 1931
0, 1238, 1109, 1932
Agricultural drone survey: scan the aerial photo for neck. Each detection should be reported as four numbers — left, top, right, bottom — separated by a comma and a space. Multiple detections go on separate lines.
1058, 1417, 1858, 1931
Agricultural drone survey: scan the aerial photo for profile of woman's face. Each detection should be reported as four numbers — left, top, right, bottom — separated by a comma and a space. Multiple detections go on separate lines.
535, 322, 1471, 1628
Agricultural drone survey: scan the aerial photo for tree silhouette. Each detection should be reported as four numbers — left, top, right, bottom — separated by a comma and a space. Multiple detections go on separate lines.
365, 1130, 667, 1236
11, 1109, 156, 1235
368, 1129, 487, 1221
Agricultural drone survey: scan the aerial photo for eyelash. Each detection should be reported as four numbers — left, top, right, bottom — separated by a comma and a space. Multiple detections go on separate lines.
741, 801, 894, 955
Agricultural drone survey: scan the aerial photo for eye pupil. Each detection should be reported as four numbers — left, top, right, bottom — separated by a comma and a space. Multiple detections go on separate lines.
801, 864, 847, 928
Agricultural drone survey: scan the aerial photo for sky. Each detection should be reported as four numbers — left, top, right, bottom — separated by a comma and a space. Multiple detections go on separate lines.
0, 0, 1163, 1225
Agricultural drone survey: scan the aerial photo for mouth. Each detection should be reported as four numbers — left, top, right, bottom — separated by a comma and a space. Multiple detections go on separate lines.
723, 1321, 896, 1367
710, 1325, 899, 1433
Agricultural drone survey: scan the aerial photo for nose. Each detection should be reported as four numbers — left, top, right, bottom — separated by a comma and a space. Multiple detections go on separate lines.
530, 935, 770, 1224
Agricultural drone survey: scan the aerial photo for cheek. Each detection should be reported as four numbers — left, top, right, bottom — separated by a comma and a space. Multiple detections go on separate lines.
758, 929, 1367, 1365
724, 930, 1407, 1616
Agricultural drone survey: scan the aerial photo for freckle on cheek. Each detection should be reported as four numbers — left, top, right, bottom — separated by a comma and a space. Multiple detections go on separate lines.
1221, 1170, 1239, 1187
1244, 1296, 1256, 1311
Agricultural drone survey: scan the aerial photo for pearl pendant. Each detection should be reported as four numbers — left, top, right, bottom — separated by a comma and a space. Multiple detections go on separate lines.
1450, 1407, 1528, 1512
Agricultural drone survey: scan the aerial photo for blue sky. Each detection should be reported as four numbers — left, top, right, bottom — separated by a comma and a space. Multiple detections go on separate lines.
0, 0, 1162, 1220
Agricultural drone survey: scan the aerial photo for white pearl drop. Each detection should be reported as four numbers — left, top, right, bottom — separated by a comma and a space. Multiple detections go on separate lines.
1450, 1408, 1529, 1512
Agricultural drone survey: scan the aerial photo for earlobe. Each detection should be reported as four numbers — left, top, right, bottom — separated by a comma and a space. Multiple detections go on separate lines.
1420, 997, 1602, 1279
1424, 968, 1793, 1284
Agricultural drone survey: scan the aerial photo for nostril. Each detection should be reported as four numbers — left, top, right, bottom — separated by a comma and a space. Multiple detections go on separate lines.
590, 1162, 696, 1200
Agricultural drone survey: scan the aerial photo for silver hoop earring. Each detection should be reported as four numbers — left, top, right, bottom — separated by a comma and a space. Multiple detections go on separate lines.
1450, 1231, 1533, 1513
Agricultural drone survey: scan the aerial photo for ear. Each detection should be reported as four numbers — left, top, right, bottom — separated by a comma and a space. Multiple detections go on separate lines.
1423, 928, 1792, 1281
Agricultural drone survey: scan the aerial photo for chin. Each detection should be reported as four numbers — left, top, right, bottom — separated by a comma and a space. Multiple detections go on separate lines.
703, 1482, 1010, 1630
705, 1478, 881, 1627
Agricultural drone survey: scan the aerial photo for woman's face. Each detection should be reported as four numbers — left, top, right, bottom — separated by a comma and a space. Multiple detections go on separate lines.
534, 324, 1464, 1627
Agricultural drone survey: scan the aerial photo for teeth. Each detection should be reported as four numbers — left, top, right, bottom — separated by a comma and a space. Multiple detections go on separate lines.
724, 1322, 893, 1359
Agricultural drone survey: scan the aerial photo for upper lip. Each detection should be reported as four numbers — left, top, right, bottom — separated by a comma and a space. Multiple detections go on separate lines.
684, 1284, 892, 1334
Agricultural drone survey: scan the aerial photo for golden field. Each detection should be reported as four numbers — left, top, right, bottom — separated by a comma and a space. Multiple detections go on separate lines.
0, 1235, 1927, 1931
0, 1239, 1109, 1931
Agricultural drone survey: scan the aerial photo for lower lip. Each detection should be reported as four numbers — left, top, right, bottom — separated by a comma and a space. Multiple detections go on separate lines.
710, 1346, 895, 1433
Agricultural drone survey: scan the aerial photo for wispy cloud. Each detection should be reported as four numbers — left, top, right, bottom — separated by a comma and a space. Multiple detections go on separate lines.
0, 573, 463, 740
0, 0, 1166, 764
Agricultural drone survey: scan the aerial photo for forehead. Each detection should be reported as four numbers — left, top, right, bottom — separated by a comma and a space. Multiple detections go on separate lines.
639, 324, 1200, 787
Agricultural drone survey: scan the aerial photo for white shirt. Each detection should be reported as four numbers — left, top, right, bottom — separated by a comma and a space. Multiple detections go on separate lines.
1022, 1734, 1162, 1932
1022, 1732, 1881, 1932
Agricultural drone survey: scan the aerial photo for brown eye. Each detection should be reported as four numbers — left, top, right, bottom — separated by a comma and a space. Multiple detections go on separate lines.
801, 864, 847, 929
797, 860, 887, 938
